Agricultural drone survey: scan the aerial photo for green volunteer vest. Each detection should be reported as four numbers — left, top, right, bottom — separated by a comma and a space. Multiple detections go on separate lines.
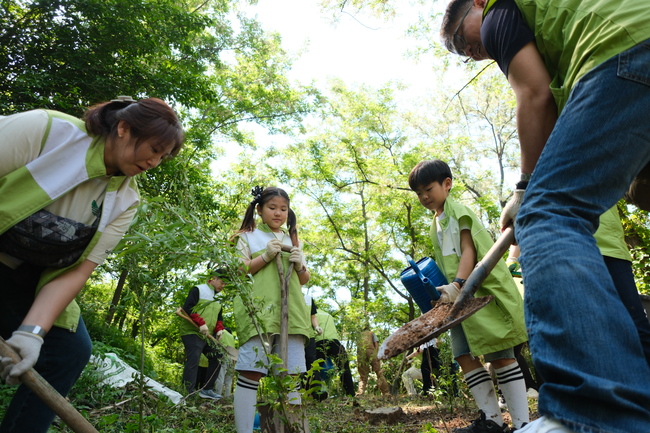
431, 198, 527, 356
315, 311, 339, 342
595, 206, 631, 262
484, 0, 650, 112
220, 330, 237, 349
233, 223, 311, 344
0, 110, 139, 331
178, 284, 223, 337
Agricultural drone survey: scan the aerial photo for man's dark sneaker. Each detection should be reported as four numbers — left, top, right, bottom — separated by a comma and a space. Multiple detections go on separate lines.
452, 411, 509, 433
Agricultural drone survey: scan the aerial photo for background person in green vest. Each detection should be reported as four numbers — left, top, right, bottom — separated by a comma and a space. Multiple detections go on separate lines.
314, 310, 355, 397
0, 96, 184, 433
179, 268, 227, 400
214, 327, 238, 399
441, 0, 650, 431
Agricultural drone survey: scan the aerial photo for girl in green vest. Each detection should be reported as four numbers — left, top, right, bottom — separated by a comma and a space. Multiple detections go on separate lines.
0, 96, 184, 432
231, 186, 311, 433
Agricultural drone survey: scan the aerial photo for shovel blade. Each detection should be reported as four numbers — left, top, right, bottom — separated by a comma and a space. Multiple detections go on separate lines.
377, 296, 493, 360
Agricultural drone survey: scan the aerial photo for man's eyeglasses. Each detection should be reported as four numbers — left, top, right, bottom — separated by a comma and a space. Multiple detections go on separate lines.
451, 3, 473, 59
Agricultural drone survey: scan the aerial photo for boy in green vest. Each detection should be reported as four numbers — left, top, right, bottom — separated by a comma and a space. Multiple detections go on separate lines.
179, 269, 226, 399
440, 0, 650, 431
409, 159, 529, 433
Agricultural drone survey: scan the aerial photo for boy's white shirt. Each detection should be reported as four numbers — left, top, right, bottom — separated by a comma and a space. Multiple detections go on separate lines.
436, 210, 471, 258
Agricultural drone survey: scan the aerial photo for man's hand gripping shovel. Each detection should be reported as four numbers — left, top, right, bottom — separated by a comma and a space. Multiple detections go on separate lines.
378, 225, 515, 360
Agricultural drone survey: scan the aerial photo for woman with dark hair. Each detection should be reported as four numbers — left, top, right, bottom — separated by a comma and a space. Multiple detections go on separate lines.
0, 95, 184, 432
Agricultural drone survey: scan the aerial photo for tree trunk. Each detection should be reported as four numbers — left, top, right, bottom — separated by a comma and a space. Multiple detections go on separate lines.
105, 268, 128, 325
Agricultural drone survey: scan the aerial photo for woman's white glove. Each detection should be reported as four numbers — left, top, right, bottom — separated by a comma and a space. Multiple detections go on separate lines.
261, 239, 283, 263
499, 189, 525, 230
437, 283, 460, 303
315, 326, 323, 335
199, 324, 209, 336
1, 331, 44, 385
289, 247, 304, 267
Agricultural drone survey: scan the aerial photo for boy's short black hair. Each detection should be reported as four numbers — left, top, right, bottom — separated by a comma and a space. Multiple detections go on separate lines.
208, 267, 227, 280
408, 159, 453, 190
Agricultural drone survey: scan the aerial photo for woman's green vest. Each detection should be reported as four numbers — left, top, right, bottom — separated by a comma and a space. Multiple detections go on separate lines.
0, 110, 139, 331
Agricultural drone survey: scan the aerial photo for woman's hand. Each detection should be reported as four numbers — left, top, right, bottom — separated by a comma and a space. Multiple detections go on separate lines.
1, 331, 44, 385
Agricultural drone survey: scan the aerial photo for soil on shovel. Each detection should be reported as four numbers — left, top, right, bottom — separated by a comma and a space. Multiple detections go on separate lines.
379, 297, 493, 360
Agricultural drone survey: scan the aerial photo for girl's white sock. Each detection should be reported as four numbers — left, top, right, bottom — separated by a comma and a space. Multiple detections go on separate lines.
234, 376, 259, 433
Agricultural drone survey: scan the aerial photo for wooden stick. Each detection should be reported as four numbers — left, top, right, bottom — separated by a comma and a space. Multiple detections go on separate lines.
0, 336, 99, 433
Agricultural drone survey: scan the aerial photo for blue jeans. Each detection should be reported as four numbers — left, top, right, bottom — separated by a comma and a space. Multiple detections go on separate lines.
517, 40, 650, 433
603, 256, 650, 366
0, 262, 93, 433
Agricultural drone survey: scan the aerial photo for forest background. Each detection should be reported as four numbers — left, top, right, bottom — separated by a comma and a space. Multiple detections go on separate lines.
1, 0, 649, 431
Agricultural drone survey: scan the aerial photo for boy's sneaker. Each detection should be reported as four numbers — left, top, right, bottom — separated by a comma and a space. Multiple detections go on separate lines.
498, 393, 508, 410
516, 417, 575, 433
199, 389, 222, 400
452, 411, 509, 433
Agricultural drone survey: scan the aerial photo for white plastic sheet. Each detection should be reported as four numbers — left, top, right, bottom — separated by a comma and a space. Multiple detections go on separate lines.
90, 352, 183, 405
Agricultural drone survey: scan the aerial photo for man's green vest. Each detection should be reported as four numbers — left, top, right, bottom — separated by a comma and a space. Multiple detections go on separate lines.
179, 284, 223, 337
484, 0, 650, 111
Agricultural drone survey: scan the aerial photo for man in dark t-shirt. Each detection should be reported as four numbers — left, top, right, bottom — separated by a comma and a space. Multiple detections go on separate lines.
439, 1, 650, 432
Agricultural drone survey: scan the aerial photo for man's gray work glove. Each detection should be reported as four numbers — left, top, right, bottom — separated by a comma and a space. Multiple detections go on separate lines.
261, 239, 283, 263
499, 182, 527, 230
1, 331, 44, 385
437, 283, 460, 303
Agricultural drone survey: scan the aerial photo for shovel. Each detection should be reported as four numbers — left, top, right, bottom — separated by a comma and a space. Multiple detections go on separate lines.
378, 226, 515, 360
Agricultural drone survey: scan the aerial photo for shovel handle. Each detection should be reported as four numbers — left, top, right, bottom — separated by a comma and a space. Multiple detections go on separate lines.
449, 226, 515, 318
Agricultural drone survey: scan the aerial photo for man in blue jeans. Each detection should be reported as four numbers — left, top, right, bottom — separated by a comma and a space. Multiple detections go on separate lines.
440, 0, 650, 432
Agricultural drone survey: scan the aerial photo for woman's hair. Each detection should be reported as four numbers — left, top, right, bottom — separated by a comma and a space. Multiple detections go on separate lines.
236, 186, 298, 243
83, 97, 185, 157
408, 159, 453, 190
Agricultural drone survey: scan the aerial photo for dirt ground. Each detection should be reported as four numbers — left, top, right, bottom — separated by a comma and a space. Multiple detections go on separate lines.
304, 394, 540, 432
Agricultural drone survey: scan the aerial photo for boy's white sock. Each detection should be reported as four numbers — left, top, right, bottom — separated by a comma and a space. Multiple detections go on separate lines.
234, 376, 259, 433
496, 363, 530, 428
464, 367, 503, 425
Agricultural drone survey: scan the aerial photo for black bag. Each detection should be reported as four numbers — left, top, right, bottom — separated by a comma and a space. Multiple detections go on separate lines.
0, 209, 99, 268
